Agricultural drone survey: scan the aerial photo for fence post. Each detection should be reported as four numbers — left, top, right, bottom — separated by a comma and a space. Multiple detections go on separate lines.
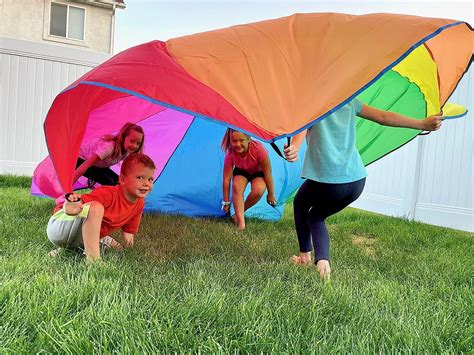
402, 136, 424, 219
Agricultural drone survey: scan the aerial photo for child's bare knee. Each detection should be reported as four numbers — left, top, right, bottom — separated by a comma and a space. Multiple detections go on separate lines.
232, 184, 244, 195
251, 185, 266, 197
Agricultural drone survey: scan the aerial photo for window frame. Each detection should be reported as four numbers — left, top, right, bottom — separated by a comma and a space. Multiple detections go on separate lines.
49, 2, 86, 42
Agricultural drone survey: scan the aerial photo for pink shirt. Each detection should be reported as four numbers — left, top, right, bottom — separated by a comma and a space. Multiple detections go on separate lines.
79, 139, 126, 168
224, 140, 268, 174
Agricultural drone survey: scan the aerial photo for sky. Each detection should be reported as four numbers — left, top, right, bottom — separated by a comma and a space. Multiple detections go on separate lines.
114, 0, 473, 54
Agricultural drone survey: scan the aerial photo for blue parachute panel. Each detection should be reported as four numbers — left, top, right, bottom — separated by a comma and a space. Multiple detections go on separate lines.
145, 117, 306, 220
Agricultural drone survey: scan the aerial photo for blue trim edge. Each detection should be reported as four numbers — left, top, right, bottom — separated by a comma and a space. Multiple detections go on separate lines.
442, 110, 469, 120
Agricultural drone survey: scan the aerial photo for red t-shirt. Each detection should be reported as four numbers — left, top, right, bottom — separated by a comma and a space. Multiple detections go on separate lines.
224, 140, 268, 174
55, 186, 145, 237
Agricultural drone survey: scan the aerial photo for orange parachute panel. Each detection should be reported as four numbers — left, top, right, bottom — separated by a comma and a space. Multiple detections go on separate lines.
425, 23, 473, 105
167, 13, 471, 137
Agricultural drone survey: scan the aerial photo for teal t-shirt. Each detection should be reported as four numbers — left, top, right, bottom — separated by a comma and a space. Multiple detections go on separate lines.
302, 99, 367, 183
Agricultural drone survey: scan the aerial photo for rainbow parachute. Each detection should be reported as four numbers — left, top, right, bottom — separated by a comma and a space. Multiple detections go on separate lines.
32, 13, 473, 220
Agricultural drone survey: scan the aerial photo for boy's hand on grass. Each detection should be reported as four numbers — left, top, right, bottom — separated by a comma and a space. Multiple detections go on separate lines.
119, 232, 134, 249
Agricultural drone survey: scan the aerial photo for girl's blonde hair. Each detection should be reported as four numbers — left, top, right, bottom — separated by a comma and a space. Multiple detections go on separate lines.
103, 122, 145, 161
221, 128, 251, 152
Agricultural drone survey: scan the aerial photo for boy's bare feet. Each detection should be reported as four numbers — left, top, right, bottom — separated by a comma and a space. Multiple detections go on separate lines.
100, 236, 123, 250
290, 252, 311, 266
48, 247, 86, 258
48, 247, 64, 257
316, 259, 331, 280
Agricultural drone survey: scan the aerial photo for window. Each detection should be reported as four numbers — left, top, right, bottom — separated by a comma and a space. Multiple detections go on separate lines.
50, 3, 85, 41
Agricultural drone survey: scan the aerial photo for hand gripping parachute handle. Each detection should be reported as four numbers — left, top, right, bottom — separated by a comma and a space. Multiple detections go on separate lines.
270, 137, 292, 161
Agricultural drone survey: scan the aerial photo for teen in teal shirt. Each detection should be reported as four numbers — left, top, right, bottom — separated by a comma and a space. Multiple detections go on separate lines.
284, 100, 443, 279
302, 99, 367, 183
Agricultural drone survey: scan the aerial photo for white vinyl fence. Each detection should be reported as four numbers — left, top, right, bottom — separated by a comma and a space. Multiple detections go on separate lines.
1, 37, 473, 232
0, 37, 110, 174
352, 69, 473, 232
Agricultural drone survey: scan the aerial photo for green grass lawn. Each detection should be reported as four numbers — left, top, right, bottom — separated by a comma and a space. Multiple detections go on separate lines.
1, 175, 472, 353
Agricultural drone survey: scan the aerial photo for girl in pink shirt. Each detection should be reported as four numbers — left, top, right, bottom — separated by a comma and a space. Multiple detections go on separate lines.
221, 128, 276, 230
74, 122, 145, 187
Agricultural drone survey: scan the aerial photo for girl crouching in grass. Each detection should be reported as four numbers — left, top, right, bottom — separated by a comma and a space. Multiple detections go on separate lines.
221, 128, 276, 230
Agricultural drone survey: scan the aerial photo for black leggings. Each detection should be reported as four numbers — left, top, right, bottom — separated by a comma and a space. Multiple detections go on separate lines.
293, 178, 366, 262
76, 158, 118, 186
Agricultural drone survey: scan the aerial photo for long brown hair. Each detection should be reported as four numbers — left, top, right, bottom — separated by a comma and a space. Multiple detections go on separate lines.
102, 122, 145, 161
221, 128, 251, 152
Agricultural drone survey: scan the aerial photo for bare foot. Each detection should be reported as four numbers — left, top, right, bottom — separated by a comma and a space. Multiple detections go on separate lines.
100, 236, 123, 250
232, 215, 245, 230
48, 247, 86, 257
316, 260, 331, 280
48, 247, 64, 257
290, 252, 311, 266
48, 248, 65, 258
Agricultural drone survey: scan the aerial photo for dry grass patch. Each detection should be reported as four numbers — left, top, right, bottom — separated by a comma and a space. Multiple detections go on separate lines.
351, 235, 376, 259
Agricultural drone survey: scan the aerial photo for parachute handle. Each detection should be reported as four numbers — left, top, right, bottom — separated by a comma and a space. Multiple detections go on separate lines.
419, 114, 446, 136
270, 137, 292, 161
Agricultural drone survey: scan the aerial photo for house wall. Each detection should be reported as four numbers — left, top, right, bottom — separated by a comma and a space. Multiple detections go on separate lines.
0, 0, 114, 53
0, 36, 472, 232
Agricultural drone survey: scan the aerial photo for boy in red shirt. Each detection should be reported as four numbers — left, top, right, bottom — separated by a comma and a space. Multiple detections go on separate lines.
47, 153, 156, 262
